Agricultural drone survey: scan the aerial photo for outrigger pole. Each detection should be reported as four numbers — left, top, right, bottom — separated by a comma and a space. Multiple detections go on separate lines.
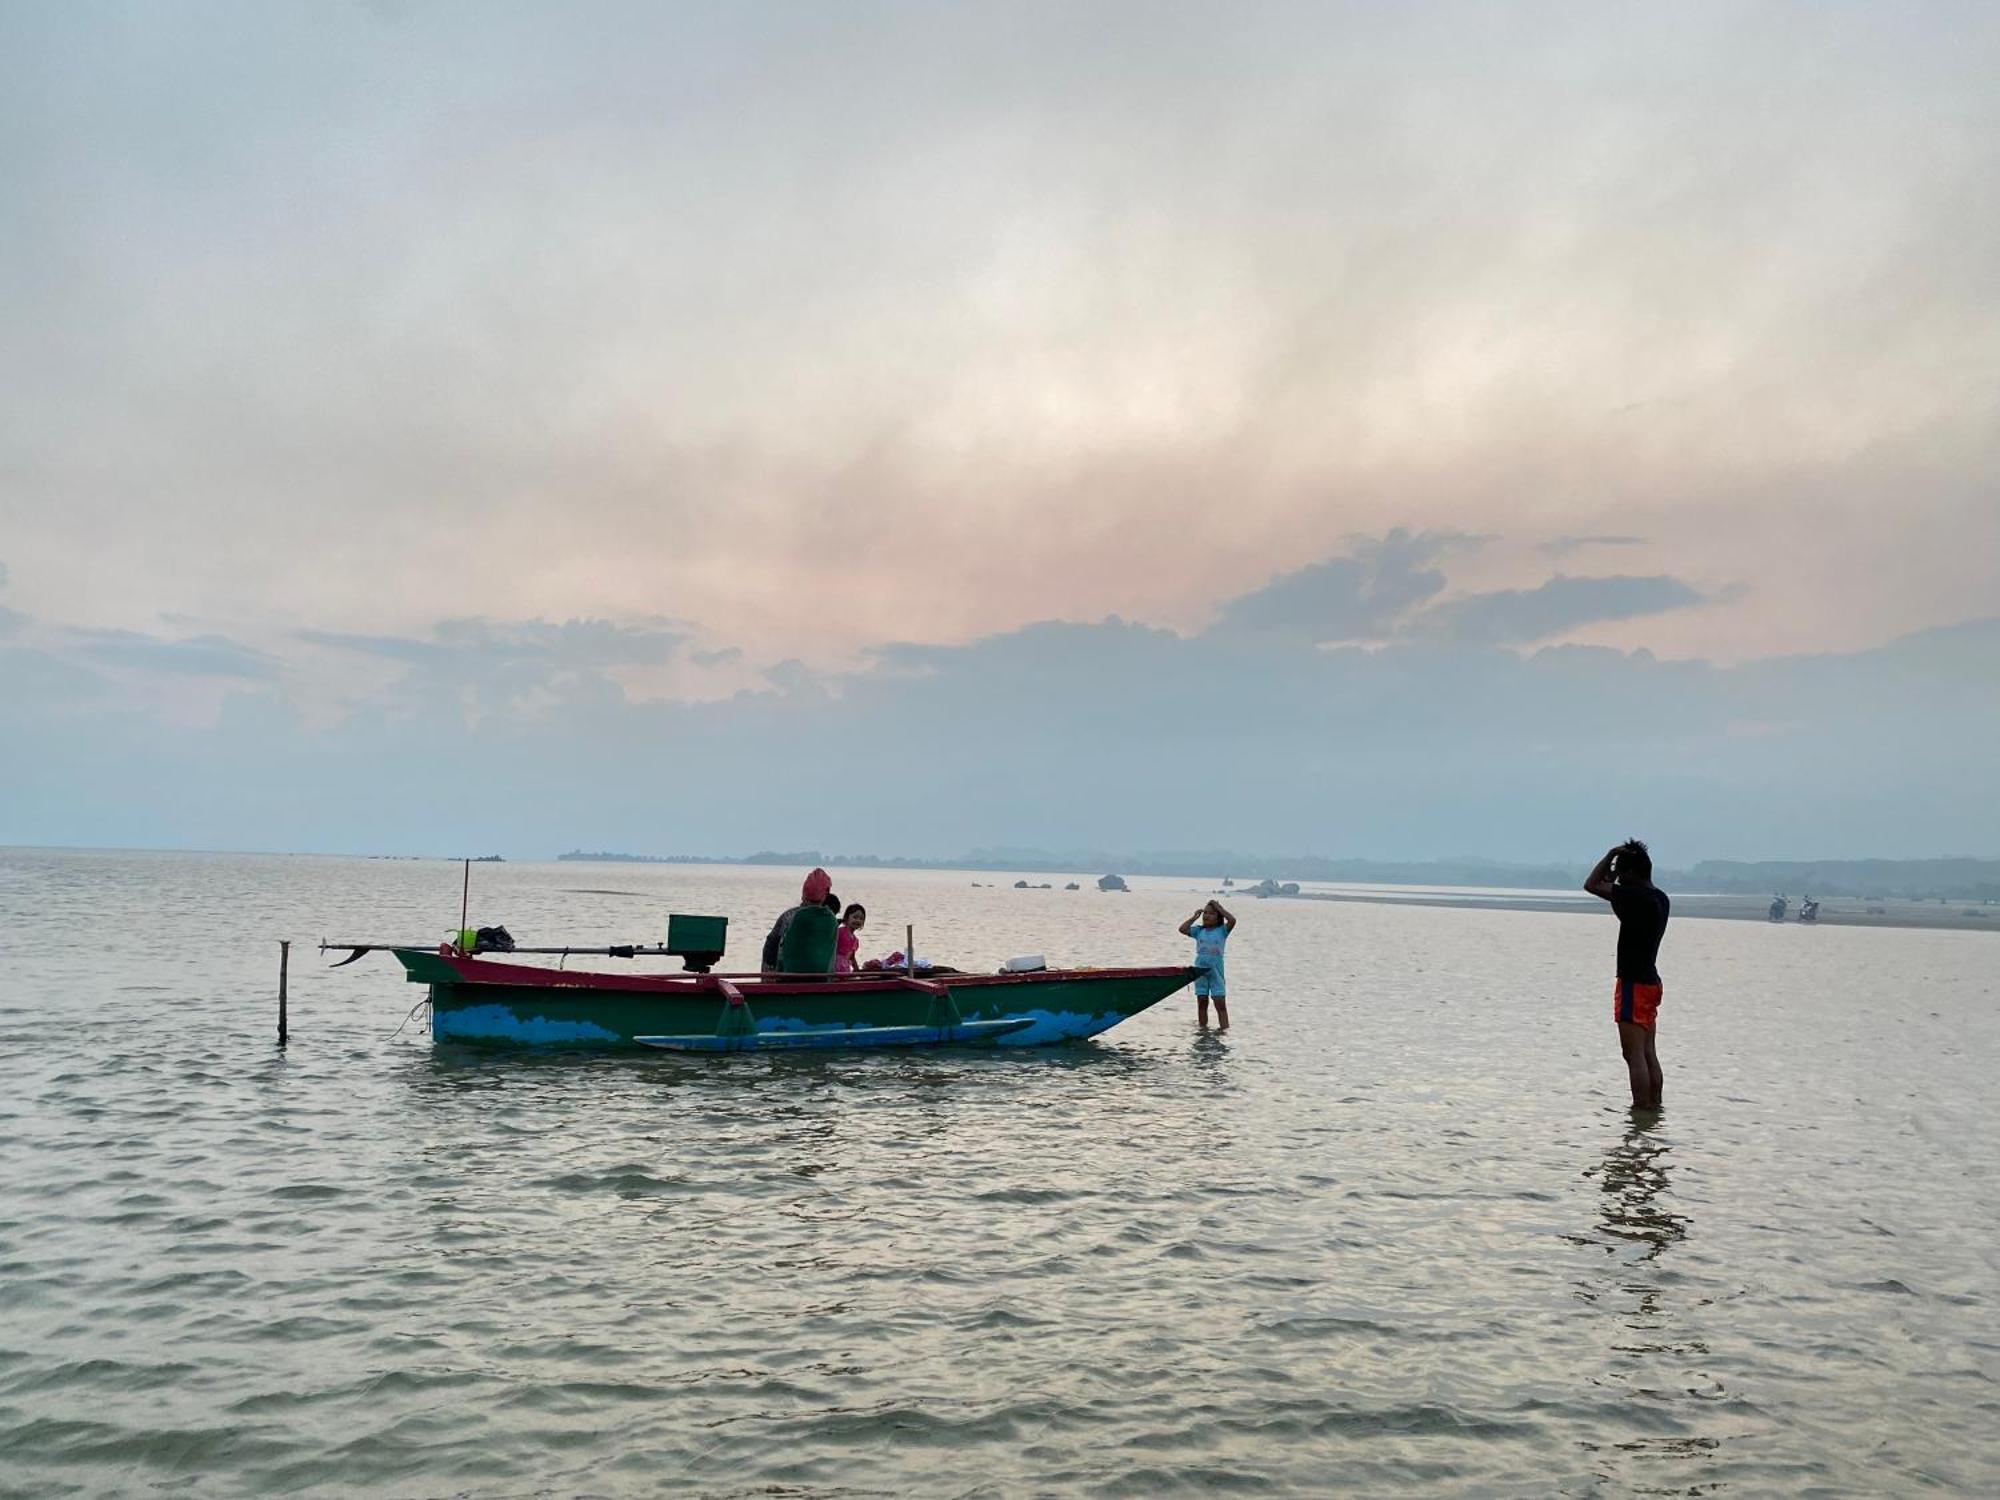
318, 941, 955, 996
320, 940, 685, 967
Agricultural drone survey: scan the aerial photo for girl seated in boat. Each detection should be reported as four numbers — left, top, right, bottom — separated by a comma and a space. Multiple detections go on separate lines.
836, 903, 867, 973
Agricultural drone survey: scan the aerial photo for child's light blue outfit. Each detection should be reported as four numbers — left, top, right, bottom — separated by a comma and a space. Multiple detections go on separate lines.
1191, 921, 1229, 997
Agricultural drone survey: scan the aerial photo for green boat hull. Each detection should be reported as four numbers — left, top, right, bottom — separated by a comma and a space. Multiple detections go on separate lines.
393, 949, 1198, 1048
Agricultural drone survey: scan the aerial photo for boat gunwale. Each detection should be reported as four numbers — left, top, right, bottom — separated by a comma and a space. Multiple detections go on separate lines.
397, 949, 1196, 997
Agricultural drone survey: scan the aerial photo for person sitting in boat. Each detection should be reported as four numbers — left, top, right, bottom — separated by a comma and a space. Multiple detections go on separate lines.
775, 868, 841, 975
760, 905, 797, 972
760, 876, 840, 972
836, 903, 867, 973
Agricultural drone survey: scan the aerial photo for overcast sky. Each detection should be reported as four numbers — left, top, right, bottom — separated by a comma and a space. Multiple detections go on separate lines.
3, 2, 1996, 861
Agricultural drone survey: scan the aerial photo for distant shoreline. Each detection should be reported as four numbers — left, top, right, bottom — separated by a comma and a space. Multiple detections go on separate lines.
555, 849, 2000, 904
1260, 887, 2000, 933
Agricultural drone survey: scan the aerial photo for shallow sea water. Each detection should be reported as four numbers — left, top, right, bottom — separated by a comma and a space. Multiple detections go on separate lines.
0, 848, 1996, 1497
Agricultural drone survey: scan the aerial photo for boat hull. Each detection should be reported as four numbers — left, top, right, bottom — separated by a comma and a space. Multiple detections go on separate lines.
634, 1018, 1035, 1052
394, 950, 1199, 1048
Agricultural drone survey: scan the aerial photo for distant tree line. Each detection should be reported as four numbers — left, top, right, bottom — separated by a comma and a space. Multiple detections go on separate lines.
558, 850, 696, 864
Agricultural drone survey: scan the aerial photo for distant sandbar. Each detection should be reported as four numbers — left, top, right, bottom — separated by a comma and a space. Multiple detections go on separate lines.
1261, 888, 1999, 933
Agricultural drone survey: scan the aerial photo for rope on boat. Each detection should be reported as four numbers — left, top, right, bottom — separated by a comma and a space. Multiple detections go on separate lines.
386, 994, 431, 1042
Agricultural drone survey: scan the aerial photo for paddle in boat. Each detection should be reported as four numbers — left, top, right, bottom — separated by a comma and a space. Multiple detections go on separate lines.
325, 912, 1199, 1051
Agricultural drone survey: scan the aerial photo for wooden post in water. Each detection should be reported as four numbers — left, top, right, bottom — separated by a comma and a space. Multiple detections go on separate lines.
277, 940, 290, 1047
906, 924, 915, 973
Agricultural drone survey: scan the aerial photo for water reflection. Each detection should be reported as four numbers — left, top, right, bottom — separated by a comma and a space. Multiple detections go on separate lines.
390, 1039, 1178, 1194
1576, 1114, 1695, 1338
1575, 1115, 1714, 1492
1594, 1114, 1689, 1264
398, 1036, 1165, 1109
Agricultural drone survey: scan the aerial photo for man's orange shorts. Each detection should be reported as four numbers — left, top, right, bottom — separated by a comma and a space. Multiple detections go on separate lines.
1615, 978, 1662, 1029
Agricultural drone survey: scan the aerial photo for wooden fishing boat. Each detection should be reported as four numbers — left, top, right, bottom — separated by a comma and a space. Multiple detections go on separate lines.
357, 945, 1199, 1049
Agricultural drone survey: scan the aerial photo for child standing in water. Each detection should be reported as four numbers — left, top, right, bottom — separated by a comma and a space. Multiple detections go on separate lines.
1178, 900, 1237, 1029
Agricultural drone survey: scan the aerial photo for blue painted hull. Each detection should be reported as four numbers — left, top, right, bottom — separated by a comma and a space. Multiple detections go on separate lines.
633, 1018, 1034, 1052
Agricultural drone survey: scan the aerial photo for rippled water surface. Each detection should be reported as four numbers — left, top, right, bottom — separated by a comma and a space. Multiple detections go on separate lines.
2, 848, 1997, 1497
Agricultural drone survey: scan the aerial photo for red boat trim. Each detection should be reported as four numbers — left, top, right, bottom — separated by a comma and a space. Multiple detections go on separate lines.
420, 952, 1192, 997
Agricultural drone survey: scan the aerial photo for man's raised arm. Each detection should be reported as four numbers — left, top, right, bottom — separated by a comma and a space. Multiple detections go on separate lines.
1583, 847, 1618, 902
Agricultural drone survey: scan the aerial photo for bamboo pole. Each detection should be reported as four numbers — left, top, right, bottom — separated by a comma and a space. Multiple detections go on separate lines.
277, 940, 290, 1047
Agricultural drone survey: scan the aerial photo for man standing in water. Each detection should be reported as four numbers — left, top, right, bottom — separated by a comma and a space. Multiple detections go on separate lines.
1584, 840, 1670, 1111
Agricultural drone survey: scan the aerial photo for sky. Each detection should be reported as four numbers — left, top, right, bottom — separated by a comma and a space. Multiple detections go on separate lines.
2, 2, 1996, 863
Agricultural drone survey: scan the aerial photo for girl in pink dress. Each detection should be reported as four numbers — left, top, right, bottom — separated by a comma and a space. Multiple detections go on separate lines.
835, 903, 867, 973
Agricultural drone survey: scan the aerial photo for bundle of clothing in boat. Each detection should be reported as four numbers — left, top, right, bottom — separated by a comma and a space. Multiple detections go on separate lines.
861, 952, 959, 975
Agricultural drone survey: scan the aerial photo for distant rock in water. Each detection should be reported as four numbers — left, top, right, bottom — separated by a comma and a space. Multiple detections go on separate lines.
1243, 878, 1301, 897
1098, 874, 1129, 892
1014, 879, 1030, 888
1064, 882, 1080, 891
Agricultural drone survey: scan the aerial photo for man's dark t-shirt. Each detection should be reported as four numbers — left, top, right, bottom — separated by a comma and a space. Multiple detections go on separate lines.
1610, 884, 1671, 984
761, 906, 801, 969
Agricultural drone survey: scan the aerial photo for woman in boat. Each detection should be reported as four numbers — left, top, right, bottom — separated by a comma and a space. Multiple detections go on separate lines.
1178, 899, 1236, 1029
776, 868, 841, 975
761, 879, 843, 972
835, 903, 867, 973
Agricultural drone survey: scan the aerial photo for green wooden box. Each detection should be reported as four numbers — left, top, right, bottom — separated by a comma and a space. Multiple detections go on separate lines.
666, 913, 728, 964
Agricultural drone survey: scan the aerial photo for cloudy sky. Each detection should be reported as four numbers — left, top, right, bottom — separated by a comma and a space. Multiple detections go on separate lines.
3, 2, 1996, 862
